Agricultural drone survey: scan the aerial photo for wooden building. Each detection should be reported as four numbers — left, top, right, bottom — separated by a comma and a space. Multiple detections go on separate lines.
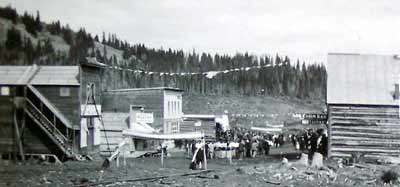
101, 87, 184, 134
0, 60, 105, 161
327, 53, 400, 160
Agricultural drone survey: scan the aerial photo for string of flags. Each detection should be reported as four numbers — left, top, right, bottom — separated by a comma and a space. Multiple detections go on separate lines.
230, 113, 302, 118
105, 63, 276, 79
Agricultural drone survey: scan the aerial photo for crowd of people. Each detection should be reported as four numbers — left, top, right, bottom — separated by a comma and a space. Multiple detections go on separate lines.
289, 128, 328, 157
183, 127, 328, 170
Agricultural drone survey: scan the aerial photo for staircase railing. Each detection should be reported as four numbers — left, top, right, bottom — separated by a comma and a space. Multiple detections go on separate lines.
25, 98, 69, 144
24, 85, 81, 159
26, 84, 75, 129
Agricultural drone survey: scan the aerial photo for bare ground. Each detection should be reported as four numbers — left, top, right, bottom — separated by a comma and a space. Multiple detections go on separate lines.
0, 144, 396, 187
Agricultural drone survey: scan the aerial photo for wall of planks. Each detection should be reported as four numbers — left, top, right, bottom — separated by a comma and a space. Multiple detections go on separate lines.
329, 104, 400, 160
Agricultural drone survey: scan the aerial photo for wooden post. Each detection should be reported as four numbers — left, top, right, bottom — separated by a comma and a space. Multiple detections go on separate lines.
123, 143, 126, 168
123, 142, 128, 175
13, 107, 25, 162
327, 106, 332, 158
203, 138, 207, 170
161, 144, 164, 167
116, 152, 120, 168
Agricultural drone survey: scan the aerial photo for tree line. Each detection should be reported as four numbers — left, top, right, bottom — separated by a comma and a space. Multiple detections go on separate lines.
0, 6, 326, 100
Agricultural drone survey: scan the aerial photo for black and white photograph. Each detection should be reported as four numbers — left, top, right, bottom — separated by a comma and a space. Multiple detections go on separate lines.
0, 0, 399, 186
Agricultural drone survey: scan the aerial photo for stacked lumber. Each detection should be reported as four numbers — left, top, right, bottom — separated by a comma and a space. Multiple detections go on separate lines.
329, 105, 400, 159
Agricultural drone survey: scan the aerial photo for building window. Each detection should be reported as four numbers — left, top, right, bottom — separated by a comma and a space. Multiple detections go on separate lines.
394, 84, 399, 100
0, 86, 10, 96
60, 87, 70, 97
173, 101, 176, 114
168, 101, 171, 116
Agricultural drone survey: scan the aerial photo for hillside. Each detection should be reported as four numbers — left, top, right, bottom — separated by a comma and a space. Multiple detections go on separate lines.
183, 94, 323, 127
0, 6, 326, 124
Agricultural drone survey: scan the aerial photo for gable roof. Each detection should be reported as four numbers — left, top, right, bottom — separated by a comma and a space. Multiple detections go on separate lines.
0, 65, 80, 86
327, 53, 400, 105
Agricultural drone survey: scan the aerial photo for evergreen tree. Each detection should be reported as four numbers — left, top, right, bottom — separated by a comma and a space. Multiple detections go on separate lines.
0, 6, 18, 24
43, 38, 54, 54
5, 27, 22, 50
35, 11, 42, 32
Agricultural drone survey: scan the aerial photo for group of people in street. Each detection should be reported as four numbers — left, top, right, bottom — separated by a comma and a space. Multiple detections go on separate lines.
290, 128, 328, 157
183, 127, 328, 170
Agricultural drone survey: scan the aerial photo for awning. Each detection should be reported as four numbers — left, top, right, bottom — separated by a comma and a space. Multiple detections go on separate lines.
130, 122, 156, 133
122, 130, 204, 140
251, 126, 282, 133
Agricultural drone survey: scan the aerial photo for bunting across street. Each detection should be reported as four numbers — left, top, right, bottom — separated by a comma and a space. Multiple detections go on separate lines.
105, 63, 275, 79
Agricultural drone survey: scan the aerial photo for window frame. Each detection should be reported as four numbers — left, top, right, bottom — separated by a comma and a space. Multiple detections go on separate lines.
59, 87, 71, 97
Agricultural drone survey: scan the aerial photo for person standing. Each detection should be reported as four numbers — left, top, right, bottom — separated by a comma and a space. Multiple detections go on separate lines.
262, 138, 270, 155
238, 139, 245, 160
245, 139, 251, 158
251, 140, 258, 158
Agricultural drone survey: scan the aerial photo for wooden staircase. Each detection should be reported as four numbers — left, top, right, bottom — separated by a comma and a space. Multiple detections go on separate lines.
24, 85, 82, 161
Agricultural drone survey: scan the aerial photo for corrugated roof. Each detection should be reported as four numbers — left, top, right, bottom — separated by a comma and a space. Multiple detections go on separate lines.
327, 53, 400, 105
0, 65, 80, 86
31, 66, 80, 86
0, 65, 37, 85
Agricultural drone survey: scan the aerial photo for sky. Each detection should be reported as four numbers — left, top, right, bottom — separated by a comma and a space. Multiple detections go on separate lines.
1, 0, 400, 63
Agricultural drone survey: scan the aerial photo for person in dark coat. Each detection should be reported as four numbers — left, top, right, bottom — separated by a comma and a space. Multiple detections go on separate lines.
262, 138, 270, 155
195, 148, 205, 169
238, 139, 245, 160
191, 141, 196, 156
318, 132, 328, 157
309, 131, 319, 158
245, 139, 252, 158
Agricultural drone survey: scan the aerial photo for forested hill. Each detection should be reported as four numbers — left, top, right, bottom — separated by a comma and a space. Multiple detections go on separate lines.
0, 6, 326, 101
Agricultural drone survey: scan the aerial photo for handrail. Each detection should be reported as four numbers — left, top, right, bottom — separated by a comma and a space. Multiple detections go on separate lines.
26, 84, 76, 129
25, 98, 69, 143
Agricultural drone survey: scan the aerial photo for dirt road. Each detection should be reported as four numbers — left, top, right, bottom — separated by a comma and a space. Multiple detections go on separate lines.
0, 146, 396, 186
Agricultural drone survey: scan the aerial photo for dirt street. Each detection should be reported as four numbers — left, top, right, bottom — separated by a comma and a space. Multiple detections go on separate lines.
0, 146, 397, 187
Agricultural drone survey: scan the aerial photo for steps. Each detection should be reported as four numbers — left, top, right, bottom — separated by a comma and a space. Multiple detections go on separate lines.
24, 85, 82, 161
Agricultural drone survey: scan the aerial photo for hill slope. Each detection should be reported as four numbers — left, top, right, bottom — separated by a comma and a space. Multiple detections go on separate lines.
183, 94, 324, 127
0, 6, 325, 125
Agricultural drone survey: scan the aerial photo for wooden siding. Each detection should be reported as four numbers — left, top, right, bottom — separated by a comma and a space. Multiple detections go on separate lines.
0, 91, 62, 155
102, 90, 164, 130
0, 93, 15, 153
35, 86, 80, 127
80, 66, 102, 105
329, 104, 400, 159
100, 112, 131, 154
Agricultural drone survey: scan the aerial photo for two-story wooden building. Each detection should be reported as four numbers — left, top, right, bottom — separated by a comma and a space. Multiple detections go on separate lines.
0, 60, 105, 161
101, 87, 184, 133
100, 87, 184, 154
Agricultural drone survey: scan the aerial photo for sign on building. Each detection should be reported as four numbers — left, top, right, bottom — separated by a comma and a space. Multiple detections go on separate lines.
81, 105, 102, 116
302, 113, 327, 125
135, 112, 154, 124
